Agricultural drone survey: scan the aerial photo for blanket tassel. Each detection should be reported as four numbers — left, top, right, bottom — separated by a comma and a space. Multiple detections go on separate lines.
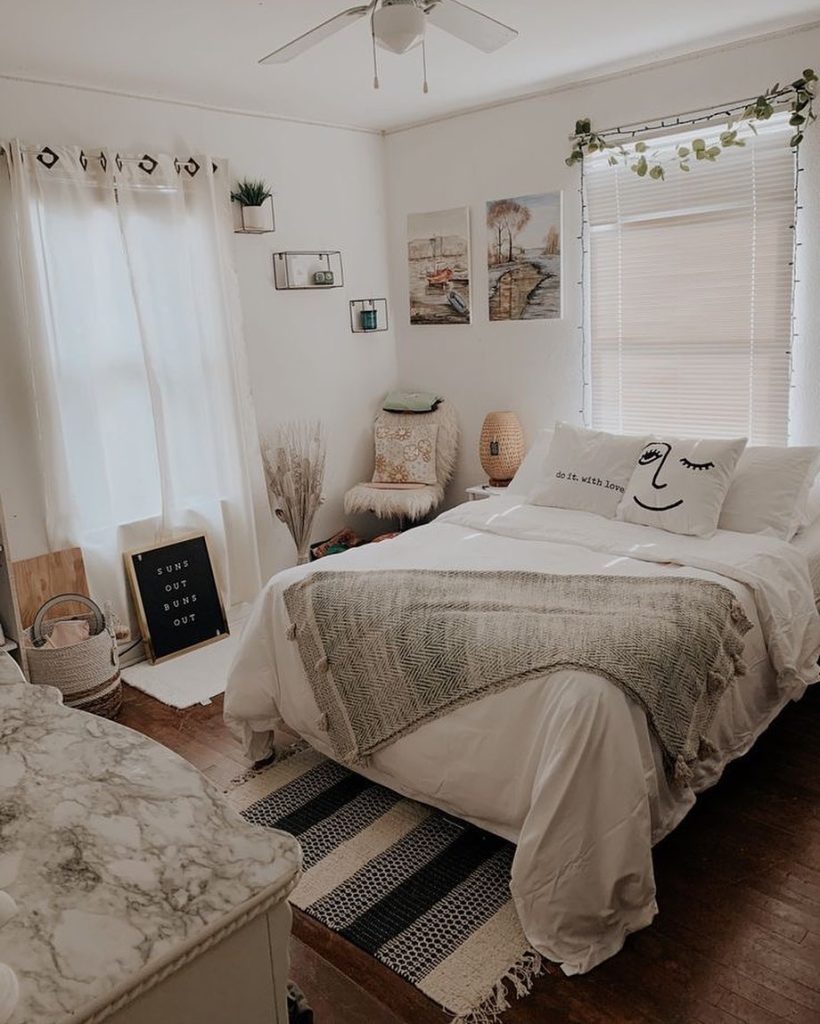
730, 601, 753, 631
698, 735, 718, 760
674, 755, 694, 785
706, 670, 726, 696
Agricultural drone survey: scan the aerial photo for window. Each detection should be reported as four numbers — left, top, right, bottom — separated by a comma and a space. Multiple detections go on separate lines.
8, 144, 263, 616
585, 116, 796, 444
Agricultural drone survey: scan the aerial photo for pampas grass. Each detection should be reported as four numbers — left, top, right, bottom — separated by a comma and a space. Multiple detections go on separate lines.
261, 421, 326, 565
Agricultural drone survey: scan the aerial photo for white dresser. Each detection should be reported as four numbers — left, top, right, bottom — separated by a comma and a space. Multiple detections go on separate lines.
0, 663, 301, 1024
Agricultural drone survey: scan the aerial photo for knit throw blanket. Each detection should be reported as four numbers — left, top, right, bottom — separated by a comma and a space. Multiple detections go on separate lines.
283, 570, 753, 784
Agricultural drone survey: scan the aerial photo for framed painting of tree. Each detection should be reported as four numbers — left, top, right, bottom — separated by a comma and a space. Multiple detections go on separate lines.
486, 192, 562, 321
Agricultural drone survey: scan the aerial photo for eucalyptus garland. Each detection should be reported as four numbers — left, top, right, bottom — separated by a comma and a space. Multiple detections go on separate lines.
566, 69, 817, 181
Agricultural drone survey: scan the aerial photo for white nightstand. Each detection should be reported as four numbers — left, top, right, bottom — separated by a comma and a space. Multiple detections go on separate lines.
466, 484, 511, 501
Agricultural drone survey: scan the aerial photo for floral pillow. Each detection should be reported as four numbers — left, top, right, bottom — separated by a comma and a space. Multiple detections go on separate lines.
373, 421, 439, 485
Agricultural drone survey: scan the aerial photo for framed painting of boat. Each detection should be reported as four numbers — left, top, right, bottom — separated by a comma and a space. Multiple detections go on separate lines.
407, 207, 471, 325
487, 192, 562, 321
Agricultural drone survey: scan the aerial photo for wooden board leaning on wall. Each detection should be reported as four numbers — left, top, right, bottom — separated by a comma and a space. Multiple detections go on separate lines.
13, 548, 90, 628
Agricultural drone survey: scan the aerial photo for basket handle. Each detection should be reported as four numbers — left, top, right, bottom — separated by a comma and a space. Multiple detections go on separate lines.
32, 594, 105, 644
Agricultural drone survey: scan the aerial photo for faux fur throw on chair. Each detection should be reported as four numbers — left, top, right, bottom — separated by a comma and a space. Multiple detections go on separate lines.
283, 569, 753, 784
344, 399, 459, 523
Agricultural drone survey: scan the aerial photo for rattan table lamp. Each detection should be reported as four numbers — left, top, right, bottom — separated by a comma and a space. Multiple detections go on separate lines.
479, 411, 525, 486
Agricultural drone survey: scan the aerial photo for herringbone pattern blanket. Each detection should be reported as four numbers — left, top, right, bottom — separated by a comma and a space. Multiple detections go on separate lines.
283, 570, 752, 783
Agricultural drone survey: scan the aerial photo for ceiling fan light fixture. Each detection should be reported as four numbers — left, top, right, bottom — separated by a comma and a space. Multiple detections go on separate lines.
373, 2, 426, 54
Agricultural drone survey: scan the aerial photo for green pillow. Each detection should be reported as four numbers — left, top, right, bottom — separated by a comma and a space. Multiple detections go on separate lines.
382, 391, 441, 413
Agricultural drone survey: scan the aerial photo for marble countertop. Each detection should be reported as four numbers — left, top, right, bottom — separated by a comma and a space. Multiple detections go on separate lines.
0, 682, 302, 1024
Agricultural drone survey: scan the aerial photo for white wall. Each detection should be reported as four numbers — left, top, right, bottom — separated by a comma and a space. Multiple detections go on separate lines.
3, 27, 820, 576
0, 78, 397, 576
384, 26, 820, 498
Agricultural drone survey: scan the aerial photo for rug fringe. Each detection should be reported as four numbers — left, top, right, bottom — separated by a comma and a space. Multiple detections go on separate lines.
450, 949, 544, 1024
223, 740, 307, 794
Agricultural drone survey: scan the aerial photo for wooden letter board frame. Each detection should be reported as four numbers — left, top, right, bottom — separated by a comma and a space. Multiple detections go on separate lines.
124, 534, 229, 664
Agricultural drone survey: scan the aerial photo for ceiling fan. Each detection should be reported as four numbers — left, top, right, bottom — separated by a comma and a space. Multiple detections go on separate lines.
259, 0, 518, 93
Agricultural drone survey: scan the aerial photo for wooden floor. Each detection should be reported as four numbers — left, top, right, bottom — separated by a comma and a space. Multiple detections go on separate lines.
118, 683, 820, 1024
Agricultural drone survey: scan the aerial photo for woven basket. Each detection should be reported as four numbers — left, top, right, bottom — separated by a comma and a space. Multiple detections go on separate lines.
479, 411, 525, 486
26, 594, 121, 719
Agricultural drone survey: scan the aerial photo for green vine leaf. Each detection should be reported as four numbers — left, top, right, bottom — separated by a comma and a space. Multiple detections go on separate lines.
632, 155, 649, 176
566, 67, 816, 181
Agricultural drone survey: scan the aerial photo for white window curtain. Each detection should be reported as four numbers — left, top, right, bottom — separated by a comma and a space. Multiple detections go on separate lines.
585, 115, 796, 444
6, 141, 266, 619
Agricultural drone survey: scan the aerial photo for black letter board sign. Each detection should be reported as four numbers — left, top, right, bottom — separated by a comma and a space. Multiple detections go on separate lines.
125, 535, 229, 664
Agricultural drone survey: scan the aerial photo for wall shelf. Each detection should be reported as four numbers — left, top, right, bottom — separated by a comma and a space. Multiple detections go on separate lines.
273, 251, 344, 290
350, 298, 388, 333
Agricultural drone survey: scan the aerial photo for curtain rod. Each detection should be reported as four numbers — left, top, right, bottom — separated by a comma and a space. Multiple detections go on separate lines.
567, 92, 791, 140
0, 144, 217, 165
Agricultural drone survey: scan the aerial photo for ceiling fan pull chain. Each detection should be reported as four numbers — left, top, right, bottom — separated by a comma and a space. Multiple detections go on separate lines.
371, 15, 380, 89
422, 37, 429, 94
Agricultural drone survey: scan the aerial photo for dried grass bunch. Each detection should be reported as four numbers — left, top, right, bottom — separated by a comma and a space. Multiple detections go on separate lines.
261, 421, 327, 564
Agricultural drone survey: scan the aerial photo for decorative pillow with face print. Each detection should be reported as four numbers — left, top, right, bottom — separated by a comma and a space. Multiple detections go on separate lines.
617, 436, 748, 537
373, 421, 439, 485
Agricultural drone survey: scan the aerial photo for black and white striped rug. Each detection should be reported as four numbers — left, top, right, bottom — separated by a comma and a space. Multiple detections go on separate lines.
227, 748, 543, 1024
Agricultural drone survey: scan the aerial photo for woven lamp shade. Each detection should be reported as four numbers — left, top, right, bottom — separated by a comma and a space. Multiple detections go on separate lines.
479, 412, 525, 486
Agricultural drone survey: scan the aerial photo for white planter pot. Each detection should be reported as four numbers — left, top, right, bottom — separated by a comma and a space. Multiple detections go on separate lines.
241, 203, 273, 233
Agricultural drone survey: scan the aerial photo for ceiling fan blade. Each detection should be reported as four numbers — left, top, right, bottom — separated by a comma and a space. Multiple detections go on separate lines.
425, 0, 517, 53
259, 5, 371, 64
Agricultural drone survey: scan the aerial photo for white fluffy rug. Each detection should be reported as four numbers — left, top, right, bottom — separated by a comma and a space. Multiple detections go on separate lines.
123, 605, 250, 709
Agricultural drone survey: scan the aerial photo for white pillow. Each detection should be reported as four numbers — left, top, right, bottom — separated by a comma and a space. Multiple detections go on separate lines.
804, 475, 820, 528
618, 436, 747, 538
718, 446, 820, 541
508, 428, 554, 495
528, 422, 649, 518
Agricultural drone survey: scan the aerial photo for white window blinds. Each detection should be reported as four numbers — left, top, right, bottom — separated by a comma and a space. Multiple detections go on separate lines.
585, 117, 796, 444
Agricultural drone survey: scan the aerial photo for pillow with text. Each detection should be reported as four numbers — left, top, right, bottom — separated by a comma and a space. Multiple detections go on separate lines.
528, 422, 649, 518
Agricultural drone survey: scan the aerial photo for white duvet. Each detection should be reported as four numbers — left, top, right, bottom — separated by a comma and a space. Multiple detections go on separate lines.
224, 498, 820, 974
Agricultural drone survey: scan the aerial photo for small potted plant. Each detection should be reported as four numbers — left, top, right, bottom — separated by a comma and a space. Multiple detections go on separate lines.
231, 178, 274, 233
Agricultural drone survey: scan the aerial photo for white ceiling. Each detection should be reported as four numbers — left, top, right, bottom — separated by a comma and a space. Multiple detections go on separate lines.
3, 1, 820, 132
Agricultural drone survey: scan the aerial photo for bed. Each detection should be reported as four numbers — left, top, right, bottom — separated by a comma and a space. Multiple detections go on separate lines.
224, 495, 820, 975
